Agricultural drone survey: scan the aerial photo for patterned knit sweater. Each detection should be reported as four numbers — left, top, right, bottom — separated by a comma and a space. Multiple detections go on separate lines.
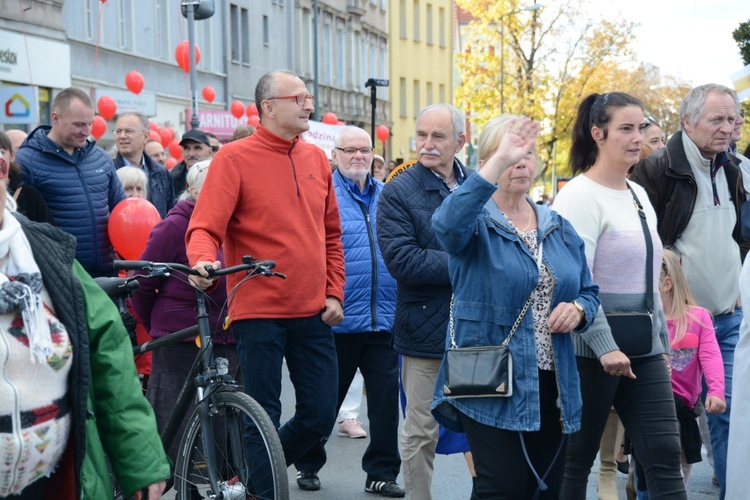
553, 175, 669, 359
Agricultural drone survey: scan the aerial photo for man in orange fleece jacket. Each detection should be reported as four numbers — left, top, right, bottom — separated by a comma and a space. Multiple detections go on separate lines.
186, 70, 346, 494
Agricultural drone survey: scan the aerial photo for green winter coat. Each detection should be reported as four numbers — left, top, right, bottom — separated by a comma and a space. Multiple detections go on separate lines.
18, 214, 171, 499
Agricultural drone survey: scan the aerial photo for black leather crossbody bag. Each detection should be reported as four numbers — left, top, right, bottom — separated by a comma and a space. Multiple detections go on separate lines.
605, 184, 654, 357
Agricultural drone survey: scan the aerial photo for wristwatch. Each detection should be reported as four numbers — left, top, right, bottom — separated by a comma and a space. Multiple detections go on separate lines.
572, 301, 586, 328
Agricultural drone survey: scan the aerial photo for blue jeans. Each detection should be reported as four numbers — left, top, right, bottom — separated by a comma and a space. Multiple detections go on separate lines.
704, 307, 741, 500
233, 315, 338, 481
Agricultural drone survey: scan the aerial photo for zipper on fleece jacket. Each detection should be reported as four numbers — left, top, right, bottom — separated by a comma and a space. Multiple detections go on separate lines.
287, 142, 300, 196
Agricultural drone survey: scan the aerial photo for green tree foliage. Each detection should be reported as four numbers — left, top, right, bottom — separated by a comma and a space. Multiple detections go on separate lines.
733, 20, 750, 66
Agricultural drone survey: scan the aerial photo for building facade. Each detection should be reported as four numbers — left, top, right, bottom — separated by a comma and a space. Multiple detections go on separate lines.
388, 0, 453, 165
0, 0, 70, 131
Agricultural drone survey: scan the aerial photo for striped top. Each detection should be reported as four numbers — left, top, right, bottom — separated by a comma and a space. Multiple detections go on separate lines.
553, 174, 669, 359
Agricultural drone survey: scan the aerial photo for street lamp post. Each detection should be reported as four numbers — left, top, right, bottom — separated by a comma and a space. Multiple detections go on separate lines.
499, 3, 543, 114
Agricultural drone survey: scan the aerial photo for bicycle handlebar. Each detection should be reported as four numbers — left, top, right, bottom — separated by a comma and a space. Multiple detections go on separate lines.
114, 256, 283, 279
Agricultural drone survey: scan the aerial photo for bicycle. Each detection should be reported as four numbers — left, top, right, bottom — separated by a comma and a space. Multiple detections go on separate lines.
97, 255, 289, 500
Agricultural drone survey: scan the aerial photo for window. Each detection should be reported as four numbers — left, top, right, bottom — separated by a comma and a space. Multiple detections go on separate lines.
323, 21, 332, 85
359, 33, 367, 90
118, 0, 134, 51
426, 82, 433, 105
399, 0, 406, 39
241, 7, 250, 64
439, 7, 446, 47
426, 4, 433, 45
413, 1, 420, 42
154, 0, 169, 59
230, 4, 240, 62
439, 84, 445, 104
263, 15, 269, 46
336, 26, 345, 88
400, 78, 407, 117
413, 80, 420, 118
84, 0, 93, 40
301, 9, 312, 76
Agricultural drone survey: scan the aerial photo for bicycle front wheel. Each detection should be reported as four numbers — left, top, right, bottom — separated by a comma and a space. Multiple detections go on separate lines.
174, 390, 289, 500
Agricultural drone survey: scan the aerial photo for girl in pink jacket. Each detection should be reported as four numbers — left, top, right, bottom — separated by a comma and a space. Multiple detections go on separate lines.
660, 248, 725, 485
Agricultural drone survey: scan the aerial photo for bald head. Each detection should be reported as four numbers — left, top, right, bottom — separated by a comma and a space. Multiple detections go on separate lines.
6, 130, 27, 156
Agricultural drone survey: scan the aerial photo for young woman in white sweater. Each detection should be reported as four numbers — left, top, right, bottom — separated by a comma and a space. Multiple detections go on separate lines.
553, 92, 687, 500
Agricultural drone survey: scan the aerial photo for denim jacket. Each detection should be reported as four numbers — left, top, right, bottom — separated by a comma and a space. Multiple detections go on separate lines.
430, 174, 600, 434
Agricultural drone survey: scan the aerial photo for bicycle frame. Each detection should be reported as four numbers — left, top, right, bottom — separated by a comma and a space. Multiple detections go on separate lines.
110, 256, 286, 498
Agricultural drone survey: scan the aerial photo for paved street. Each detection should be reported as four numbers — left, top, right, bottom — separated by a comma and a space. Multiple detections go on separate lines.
278, 362, 720, 500
165, 360, 720, 499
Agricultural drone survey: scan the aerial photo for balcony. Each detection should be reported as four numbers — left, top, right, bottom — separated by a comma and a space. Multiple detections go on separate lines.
346, 0, 366, 16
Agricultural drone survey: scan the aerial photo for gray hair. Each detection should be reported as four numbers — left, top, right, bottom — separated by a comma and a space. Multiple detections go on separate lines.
334, 126, 372, 148
255, 69, 299, 119
116, 166, 148, 199
680, 84, 739, 129
179, 159, 211, 201
416, 104, 465, 141
117, 111, 149, 132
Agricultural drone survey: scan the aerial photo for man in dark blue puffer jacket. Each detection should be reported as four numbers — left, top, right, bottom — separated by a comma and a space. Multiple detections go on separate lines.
16, 87, 126, 278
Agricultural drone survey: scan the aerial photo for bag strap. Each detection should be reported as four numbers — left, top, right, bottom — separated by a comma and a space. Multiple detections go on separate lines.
12, 186, 22, 201
626, 182, 654, 314
448, 238, 541, 349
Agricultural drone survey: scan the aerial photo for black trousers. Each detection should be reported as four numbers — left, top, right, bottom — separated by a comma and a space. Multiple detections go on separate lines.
459, 369, 566, 499
560, 355, 687, 499
294, 332, 401, 481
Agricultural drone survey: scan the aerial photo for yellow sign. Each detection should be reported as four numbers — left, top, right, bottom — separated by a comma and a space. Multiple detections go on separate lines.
385, 160, 418, 182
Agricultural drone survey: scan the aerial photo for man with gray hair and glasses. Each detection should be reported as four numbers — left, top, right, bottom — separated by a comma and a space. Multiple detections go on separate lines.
112, 111, 175, 218
630, 84, 745, 499
377, 104, 472, 500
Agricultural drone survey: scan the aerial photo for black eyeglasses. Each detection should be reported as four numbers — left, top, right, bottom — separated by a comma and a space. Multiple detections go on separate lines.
267, 94, 315, 106
335, 146, 374, 155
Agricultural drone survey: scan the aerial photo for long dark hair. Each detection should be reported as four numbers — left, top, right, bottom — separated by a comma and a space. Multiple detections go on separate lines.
569, 92, 643, 174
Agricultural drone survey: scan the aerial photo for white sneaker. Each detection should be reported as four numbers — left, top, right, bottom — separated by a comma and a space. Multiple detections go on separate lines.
337, 418, 367, 438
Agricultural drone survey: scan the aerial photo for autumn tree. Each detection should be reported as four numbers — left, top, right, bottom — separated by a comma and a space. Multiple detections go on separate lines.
455, 0, 643, 182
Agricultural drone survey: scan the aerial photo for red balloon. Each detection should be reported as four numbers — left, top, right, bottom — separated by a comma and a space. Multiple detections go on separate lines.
322, 112, 338, 125
91, 116, 107, 139
158, 127, 174, 147
175, 40, 201, 73
246, 102, 259, 117
202, 86, 216, 103
230, 101, 245, 119
148, 130, 161, 143
108, 198, 162, 260
125, 70, 144, 95
165, 157, 178, 171
97, 96, 117, 121
149, 120, 159, 132
376, 125, 390, 143
247, 115, 260, 127
168, 138, 182, 159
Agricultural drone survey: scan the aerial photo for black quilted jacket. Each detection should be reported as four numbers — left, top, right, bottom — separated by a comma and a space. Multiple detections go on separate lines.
377, 160, 471, 358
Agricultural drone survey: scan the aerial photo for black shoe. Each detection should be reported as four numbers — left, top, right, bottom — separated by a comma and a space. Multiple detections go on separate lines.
617, 458, 629, 475
296, 471, 321, 491
365, 479, 405, 498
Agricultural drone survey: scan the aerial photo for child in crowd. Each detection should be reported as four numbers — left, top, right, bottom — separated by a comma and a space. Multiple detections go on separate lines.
636, 248, 726, 495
